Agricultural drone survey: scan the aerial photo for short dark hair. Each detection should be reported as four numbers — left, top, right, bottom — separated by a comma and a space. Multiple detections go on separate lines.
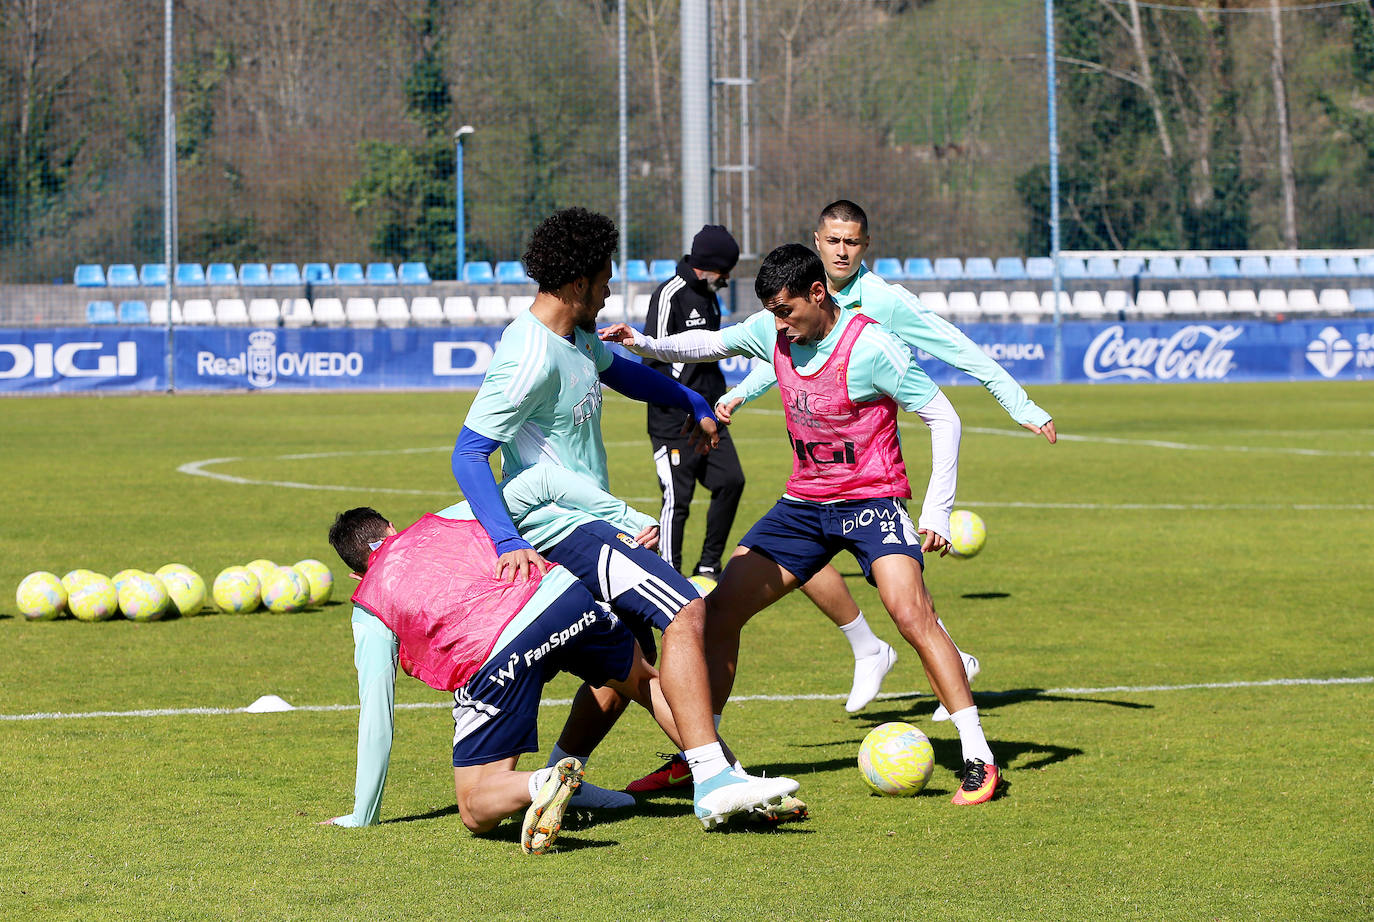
818, 199, 868, 233
328, 507, 391, 574
522, 207, 618, 291
755, 243, 826, 304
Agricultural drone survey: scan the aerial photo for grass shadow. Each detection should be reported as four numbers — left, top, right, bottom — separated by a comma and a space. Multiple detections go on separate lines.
960, 591, 1010, 600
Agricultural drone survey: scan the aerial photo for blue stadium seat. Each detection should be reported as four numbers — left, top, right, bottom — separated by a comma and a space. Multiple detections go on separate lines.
107, 264, 139, 287
495, 261, 530, 284
205, 263, 237, 285
1298, 256, 1329, 278
1059, 257, 1087, 279
270, 263, 303, 285
872, 257, 905, 279
334, 262, 365, 284
1085, 256, 1117, 279
1116, 256, 1145, 277
398, 261, 431, 284
1267, 254, 1299, 276
963, 257, 995, 279
933, 258, 964, 280
139, 263, 169, 286
1178, 255, 1209, 278
366, 262, 398, 285
118, 300, 149, 323
86, 300, 117, 324
461, 261, 495, 284
625, 260, 652, 283
1146, 257, 1180, 278
1351, 288, 1374, 310
609, 261, 618, 280
904, 257, 935, 281
1326, 255, 1358, 276
174, 263, 207, 286
303, 262, 333, 283
1238, 255, 1269, 277
650, 259, 678, 282
1208, 255, 1240, 278
1357, 255, 1374, 276
240, 263, 270, 286
994, 257, 1026, 280
1025, 257, 1054, 279
74, 264, 107, 287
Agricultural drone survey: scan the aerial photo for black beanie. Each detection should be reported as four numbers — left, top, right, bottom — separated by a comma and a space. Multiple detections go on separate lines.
689, 225, 740, 273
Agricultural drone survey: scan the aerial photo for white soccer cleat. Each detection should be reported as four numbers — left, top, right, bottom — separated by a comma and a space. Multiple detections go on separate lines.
932, 653, 981, 722
570, 779, 635, 810
522, 757, 583, 855
693, 769, 800, 830
845, 641, 898, 713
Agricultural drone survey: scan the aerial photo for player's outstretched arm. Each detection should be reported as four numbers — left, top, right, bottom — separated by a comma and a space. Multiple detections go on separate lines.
1022, 419, 1057, 443
598, 323, 735, 363
716, 360, 777, 425
599, 354, 720, 453
324, 610, 398, 827
913, 391, 961, 557
451, 427, 549, 581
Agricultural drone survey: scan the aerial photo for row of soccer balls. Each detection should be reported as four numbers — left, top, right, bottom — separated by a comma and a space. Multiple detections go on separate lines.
15, 559, 334, 622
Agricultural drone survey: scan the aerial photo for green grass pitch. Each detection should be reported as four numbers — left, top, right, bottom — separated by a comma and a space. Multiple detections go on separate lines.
1, 380, 1371, 921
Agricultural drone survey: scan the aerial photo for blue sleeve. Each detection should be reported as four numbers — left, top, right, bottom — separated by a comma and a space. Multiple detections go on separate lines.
599, 353, 715, 423
450, 427, 533, 555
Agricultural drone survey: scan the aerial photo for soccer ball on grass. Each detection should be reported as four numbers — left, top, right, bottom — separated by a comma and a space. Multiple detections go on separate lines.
858, 721, 935, 796
17, 571, 67, 621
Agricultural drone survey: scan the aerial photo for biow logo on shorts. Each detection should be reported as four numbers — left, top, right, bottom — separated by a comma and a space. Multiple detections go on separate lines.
0, 341, 138, 379
196, 330, 363, 388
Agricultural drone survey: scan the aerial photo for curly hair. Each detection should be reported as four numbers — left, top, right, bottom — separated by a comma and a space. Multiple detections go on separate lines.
328, 506, 390, 573
522, 207, 619, 291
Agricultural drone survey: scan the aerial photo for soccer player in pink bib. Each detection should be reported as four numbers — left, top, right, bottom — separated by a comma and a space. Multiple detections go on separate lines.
601, 243, 1002, 805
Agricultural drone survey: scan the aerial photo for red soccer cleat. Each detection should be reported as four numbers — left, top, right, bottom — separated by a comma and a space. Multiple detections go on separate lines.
625, 753, 692, 794
950, 759, 1002, 806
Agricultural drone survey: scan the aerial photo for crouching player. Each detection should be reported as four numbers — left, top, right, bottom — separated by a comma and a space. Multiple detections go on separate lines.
323, 507, 693, 854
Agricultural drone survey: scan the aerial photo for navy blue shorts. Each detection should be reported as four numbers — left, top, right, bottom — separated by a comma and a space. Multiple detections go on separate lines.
739, 497, 924, 585
451, 582, 634, 768
544, 520, 699, 663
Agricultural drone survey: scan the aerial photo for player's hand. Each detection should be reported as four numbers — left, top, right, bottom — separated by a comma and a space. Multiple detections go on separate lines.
597, 323, 636, 345
683, 414, 720, 454
1022, 419, 1057, 444
635, 525, 660, 550
318, 817, 341, 826
495, 547, 549, 582
919, 528, 952, 558
714, 397, 743, 426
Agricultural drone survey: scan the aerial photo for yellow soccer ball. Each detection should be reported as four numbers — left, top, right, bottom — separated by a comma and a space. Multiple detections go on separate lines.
858, 721, 935, 796
61, 569, 95, 595
69, 573, 119, 622
162, 569, 207, 617
292, 559, 334, 607
155, 563, 196, 582
262, 566, 310, 613
244, 559, 278, 586
17, 571, 67, 621
118, 571, 170, 623
948, 510, 987, 559
688, 574, 717, 597
213, 566, 261, 614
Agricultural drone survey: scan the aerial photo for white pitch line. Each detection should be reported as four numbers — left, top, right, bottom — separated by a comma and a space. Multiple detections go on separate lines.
2, 675, 1368, 723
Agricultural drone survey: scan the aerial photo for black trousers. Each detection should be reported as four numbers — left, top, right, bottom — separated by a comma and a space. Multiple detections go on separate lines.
650, 429, 745, 576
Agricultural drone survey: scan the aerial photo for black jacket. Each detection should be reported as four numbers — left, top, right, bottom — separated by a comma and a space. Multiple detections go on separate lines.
643, 257, 727, 440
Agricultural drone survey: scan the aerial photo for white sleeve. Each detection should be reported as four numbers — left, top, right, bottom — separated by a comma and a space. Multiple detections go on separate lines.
913, 391, 961, 541
618, 327, 735, 362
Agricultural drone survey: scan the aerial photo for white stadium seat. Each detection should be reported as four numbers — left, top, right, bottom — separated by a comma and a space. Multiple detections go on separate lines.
1165, 289, 1198, 316
312, 297, 346, 326
183, 299, 215, 324
1071, 290, 1107, 319
1040, 290, 1071, 316
919, 291, 949, 317
602, 294, 625, 321
946, 290, 980, 322
248, 298, 280, 326
443, 296, 476, 324
1318, 288, 1351, 312
410, 296, 443, 325
1197, 290, 1229, 315
475, 296, 509, 323
1227, 289, 1260, 315
1008, 290, 1041, 322
1286, 289, 1319, 313
1103, 290, 1132, 315
281, 298, 313, 327
630, 294, 651, 320
345, 297, 379, 327
149, 300, 182, 324
1257, 289, 1288, 314
215, 298, 249, 325
1133, 290, 1168, 318
377, 296, 410, 327
978, 290, 1010, 317
507, 295, 535, 318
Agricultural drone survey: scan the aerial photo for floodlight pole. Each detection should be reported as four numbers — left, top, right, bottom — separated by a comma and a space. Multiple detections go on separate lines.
1045, 0, 1064, 384
455, 125, 474, 281
163, 0, 176, 391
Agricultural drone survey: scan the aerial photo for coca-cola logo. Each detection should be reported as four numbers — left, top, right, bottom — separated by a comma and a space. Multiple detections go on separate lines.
1083, 324, 1241, 381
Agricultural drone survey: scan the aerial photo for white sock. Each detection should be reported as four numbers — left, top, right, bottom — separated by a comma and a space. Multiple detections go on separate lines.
839, 611, 884, 659
684, 741, 731, 784
948, 705, 995, 766
547, 744, 584, 770
676, 715, 725, 761
527, 766, 553, 800
937, 617, 970, 662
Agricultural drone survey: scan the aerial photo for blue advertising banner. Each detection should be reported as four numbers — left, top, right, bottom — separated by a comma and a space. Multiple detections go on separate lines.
0, 327, 166, 393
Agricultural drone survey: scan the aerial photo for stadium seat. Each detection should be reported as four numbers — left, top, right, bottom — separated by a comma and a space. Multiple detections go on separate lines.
174, 263, 207, 286
118, 300, 149, 323
904, 257, 935, 281
366, 262, 398, 285
475, 295, 509, 323
281, 298, 313, 327
1326, 255, 1358, 276
1257, 289, 1289, 314
148, 300, 181, 324
182, 299, 215, 324
205, 263, 237, 285
1166, 289, 1198, 316
602, 294, 625, 320
345, 297, 379, 327
461, 261, 495, 284
312, 298, 346, 326
1116, 255, 1145, 277
933, 258, 964, 281
1025, 257, 1054, 279
1298, 256, 1329, 278
410, 296, 443, 325
1058, 257, 1087, 279
270, 263, 302, 285
1133, 290, 1168, 318
962, 257, 995, 280
919, 290, 949, 317
631, 294, 654, 321
239, 264, 270, 286
443, 296, 477, 323
303, 262, 333, 284
507, 295, 535, 317
377, 296, 409, 327
74, 264, 107, 287
1085, 256, 1117, 279
609, 261, 617, 280
650, 259, 678, 282
625, 260, 653, 283
1357, 255, 1374, 276
1267, 254, 1299, 277
86, 300, 117, 324
994, 257, 1026, 281
216, 299, 249, 324
1208, 255, 1240, 278
495, 261, 530, 285
1197, 290, 1229, 315
1286, 289, 1320, 313
1071, 290, 1107, 319
1318, 288, 1351, 311
139, 263, 169, 286
107, 264, 139, 287
398, 261, 431, 285
248, 298, 281, 326
1041, 290, 1072, 315
1103, 290, 1132, 315
1178, 256, 1209, 278
978, 290, 1011, 316
946, 291, 980, 322
1146, 257, 1180, 278
1008, 290, 1041, 321
1227, 289, 1261, 315
332, 263, 365, 284
872, 257, 905, 280
1351, 288, 1374, 310
1238, 255, 1270, 277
